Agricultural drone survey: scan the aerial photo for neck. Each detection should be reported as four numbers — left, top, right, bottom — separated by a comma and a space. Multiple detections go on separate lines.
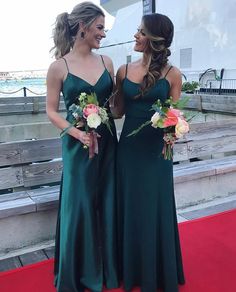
71, 40, 92, 58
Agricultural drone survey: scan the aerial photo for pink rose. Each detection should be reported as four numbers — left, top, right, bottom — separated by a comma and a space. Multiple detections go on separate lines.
83, 104, 99, 117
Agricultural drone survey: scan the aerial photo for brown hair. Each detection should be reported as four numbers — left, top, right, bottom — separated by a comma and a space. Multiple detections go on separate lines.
50, 1, 105, 59
139, 13, 174, 96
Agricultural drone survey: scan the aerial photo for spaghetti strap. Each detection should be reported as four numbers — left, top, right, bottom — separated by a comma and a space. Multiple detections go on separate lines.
62, 57, 69, 73
100, 55, 106, 69
125, 63, 128, 78
164, 66, 173, 78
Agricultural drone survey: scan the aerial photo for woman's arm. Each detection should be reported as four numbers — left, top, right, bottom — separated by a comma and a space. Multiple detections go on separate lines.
46, 60, 90, 146
110, 64, 126, 118
168, 66, 182, 102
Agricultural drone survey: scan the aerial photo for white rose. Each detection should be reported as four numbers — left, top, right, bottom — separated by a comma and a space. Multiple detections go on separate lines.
151, 112, 160, 128
87, 113, 102, 129
175, 118, 189, 138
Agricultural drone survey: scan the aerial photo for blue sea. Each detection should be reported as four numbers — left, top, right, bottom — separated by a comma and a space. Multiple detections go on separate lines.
0, 78, 46, 97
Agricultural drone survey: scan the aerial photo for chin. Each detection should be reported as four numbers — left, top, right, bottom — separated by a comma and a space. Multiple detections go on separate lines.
134, 46, 143, 52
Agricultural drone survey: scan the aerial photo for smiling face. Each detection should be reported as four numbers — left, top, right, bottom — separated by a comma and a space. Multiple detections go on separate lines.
85, 15, 106, 49
134, 23, 149, 52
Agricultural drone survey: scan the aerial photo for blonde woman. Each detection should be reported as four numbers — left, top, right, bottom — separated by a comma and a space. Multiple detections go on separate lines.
46, 2, 119, 291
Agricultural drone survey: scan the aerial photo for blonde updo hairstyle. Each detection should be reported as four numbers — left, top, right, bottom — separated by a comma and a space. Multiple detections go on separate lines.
50, 1, 105, 59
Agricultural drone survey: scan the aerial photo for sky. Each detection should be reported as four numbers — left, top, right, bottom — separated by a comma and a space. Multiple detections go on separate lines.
0, 0, 114, 72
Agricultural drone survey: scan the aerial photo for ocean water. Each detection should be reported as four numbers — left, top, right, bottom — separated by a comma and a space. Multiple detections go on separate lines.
0, 78, 46, 97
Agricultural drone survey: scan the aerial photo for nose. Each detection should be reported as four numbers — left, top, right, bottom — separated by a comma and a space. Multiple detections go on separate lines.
101, 30, 106, 38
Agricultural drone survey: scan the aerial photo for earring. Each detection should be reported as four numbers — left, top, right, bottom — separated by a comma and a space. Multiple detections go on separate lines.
80, 31, 85, 38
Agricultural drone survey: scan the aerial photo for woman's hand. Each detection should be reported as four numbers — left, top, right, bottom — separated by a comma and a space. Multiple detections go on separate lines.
77, 130, 91, 147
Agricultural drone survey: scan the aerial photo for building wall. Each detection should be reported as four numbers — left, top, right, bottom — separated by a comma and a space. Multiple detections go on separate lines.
99, 0, 236, 82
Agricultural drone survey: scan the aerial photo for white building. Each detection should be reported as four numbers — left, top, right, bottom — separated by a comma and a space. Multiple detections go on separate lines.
99, 0, 236, 91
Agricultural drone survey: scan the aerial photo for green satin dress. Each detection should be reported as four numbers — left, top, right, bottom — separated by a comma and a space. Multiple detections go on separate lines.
54, 57, 119, 292
117, 67, 185, 292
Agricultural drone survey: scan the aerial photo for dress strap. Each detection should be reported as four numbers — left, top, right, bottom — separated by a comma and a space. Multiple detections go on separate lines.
125, 63, 128, 78
164, 66, 173, 78
62, 57, 69, 73
100, 55, 107, 69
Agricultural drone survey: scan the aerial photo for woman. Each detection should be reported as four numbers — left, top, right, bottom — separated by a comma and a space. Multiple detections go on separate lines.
114, 13, 185, 292
46, 2, 119, 291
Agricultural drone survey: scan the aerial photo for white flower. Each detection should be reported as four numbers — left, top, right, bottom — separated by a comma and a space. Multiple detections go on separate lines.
151, 112, 160, 128
175, 118, 189, 138
98, 107, 109, 123
87, 113, 102, 129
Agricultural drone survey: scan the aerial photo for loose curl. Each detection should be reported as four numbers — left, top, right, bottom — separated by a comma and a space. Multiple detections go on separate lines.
139, 13, 174, 97
50, 2, 105, 59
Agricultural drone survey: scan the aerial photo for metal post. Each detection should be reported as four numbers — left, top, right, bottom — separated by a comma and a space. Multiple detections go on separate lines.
23, 87, 27, 97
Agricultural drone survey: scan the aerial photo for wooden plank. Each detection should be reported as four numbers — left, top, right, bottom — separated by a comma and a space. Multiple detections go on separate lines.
186, 135, 236, 159
0, 104, 33, 114
30, 191, 59, 211
0, 96, 35, 104
0, 256, 22, 272
0, 123, 60, 143
19, 250, 48, 266
0, 191, 28, 203
20, 138, 62, 163
23, 160, 62, 187
0, 142, 21, 167
0, 166, 24, 190
0, 197, 35, 219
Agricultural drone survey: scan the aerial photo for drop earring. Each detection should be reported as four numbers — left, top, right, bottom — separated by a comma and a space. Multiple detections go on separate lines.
80, 31, 85, 38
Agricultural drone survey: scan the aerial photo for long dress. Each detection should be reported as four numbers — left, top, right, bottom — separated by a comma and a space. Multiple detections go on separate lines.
54, 56, 119, 292
117, 67, 185, 292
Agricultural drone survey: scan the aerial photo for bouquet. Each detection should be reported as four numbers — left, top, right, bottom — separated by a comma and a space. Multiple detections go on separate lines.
128, 96, 190, 160
61, 92, 112, 158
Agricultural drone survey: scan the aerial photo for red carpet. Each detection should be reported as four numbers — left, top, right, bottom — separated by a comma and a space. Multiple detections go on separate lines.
0, 209, 236, 292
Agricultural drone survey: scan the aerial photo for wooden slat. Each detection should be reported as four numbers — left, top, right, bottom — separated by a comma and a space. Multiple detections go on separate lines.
20, 138, 62, 163
0, 197, 35, 219
180, 93, 236, 114
186, 135, 236, 159
0, 138, 62, 166
0, 142, 21, 166
23, 160, 62, 187
0, 166, 23, 190
0, 104, 33, 114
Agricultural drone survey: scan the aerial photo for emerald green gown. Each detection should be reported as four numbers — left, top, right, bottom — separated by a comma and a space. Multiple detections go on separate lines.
54, 57, 119, 292
117, 68, 185, 292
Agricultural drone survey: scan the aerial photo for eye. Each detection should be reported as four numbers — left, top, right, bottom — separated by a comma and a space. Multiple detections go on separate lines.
137, 28, 146, 36
96, 25, 108, 32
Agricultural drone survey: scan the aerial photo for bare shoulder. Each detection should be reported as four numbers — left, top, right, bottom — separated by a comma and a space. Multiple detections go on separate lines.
100, 54, 114, 70
47, 58, 66, 80
168, 66, 182, 79
116, 64, 127, 81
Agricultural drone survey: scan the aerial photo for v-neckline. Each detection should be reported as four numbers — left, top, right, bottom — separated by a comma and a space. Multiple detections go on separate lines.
65, 69, 107, 87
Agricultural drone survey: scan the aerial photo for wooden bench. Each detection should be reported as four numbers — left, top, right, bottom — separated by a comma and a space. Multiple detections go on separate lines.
0, 138, 62, 256
0, 118, 236, 255
173, 119, 236, 208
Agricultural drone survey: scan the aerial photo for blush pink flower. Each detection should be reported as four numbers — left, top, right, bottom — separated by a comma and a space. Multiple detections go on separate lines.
83, 104, 99, 117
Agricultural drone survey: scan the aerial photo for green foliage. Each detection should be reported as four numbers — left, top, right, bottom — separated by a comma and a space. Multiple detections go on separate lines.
182, 81, 199, 93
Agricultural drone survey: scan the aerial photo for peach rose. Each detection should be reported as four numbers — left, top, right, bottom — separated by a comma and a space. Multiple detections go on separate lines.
175, 118, 189, 138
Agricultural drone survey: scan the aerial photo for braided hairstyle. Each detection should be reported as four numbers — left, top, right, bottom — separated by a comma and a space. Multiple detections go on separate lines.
50, 1, 105, 59
139, 13, 174, 96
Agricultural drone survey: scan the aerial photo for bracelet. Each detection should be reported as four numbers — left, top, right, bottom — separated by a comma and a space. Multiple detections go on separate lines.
60, 124, 73, 138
